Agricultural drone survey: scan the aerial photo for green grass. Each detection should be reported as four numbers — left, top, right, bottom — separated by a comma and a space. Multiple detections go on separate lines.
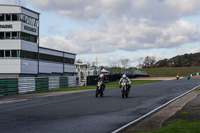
197, 87, 200, 90
144, 119, 200, 133
26, 80, 161, 94
139, 67, 200, 77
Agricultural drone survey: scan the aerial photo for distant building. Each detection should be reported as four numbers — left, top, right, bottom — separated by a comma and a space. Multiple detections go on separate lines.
0, 5, 76, 77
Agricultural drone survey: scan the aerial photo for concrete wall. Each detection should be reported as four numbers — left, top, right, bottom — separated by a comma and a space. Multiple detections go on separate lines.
0, 58, 20, 73
39, 48, 63, 57
39, 61, 63, 74
21, 59, 38, 74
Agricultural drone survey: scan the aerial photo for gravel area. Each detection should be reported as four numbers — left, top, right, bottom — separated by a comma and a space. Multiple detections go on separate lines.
133, 77, 176, 80
124, 90, 200, 133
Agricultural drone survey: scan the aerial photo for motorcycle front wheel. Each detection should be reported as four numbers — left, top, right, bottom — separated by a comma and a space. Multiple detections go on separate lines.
122, 90, 124, 98
95, 89, 99, 97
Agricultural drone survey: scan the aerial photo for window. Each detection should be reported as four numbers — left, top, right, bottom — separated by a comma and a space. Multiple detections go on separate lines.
0, 14, 4, 21
65, 58, 75, 64
12, 14, 18, 21
11, 50, 18, 57
0, 50, 4, 57
6, 32, 11, 39
20, 32, 38, 43
0, 32, 4, 39
12, 32, 18, 39
20, 14, 25, 22
5, 50, 10, 57
6, 14, 11, 21
20, 50, 38, 59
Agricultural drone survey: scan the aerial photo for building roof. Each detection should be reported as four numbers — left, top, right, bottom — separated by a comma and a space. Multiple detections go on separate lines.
39, 46, 77, 55
0, 4, 40, 15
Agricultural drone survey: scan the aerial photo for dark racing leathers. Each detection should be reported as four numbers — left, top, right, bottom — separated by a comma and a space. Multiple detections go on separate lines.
97, 76, 107, 91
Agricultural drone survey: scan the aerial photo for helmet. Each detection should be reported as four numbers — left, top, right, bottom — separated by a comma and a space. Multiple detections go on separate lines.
122, 74, 126, 79
100, 74, 104, 78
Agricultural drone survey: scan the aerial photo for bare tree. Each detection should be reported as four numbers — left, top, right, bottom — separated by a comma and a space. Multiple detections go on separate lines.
120, 58, 130, 69
142, 56, 156, 68
150, 56, 156, 68
109, 63, 120, 68
137, 57, 143, 68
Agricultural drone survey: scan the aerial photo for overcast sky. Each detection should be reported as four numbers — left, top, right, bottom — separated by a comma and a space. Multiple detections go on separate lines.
1, 0, 200, 67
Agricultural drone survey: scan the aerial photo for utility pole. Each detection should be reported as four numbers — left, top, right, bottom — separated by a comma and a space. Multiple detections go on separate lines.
19, 0, 21, 6
95, 56, 98, 67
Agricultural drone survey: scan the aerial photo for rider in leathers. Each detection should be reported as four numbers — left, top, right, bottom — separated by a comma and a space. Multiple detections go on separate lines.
119, 74, 131, 91
97, 74, 107, 91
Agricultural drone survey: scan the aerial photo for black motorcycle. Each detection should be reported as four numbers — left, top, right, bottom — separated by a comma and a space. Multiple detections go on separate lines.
95, 81, 104, 97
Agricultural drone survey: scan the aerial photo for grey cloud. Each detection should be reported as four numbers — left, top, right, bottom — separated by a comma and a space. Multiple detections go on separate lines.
25, 0, 200, 54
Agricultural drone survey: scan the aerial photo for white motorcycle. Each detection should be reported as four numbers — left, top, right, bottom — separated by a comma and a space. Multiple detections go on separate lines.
120, 81, 129, 98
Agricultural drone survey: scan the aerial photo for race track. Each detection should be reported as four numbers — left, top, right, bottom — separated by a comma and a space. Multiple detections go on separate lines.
0, 77, 200, 133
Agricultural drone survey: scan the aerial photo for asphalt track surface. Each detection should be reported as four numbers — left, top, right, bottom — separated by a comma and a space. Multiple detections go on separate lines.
0, 77, 200, 133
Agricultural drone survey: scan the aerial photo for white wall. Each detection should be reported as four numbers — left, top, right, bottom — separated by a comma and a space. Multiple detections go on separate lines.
0, 58, 20, 73
0, 5, 21, 13
39, 61, 63, 73
64, 64, 76, 73
64, 53, 76, 59
0, 40, 21, 49
20, 59, 38, 74
39, 48, 63, 57
21, 40, 38, 52
0, 21, 21, 32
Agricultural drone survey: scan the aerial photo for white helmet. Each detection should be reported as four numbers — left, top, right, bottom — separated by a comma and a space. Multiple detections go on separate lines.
122, 74, 126, 79
100, 74, 104, 78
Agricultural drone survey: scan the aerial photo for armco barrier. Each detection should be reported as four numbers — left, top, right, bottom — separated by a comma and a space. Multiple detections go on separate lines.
49, 77, 59, 90
0, 76, 76, 95
68, 76, 76, 87
0, 78, 18, 95
35, 77, 49, 91
18, 77, 35, 93
59, 77, 68, 88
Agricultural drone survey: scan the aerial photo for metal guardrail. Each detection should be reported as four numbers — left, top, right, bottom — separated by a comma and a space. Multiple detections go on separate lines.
0, 78, 18, 95
0, 76, 76, 95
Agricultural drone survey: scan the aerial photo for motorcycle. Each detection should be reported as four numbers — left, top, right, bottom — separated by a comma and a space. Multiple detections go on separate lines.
120, 81, 129, 98
187, 75, 191, 80
95, 81, 104, 97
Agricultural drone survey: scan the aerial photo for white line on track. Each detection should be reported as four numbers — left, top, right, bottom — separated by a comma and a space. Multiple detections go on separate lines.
112, 84, 200, 133
0, 99, 28, 104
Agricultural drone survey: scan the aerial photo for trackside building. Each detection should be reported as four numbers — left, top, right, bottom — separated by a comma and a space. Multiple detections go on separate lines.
0, 5, 76, 77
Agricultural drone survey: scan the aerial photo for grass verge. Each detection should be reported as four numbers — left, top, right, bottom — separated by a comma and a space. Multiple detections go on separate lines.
144, 119, 200, 133
26, 80, 161, 94
196, 87, 200, 90
143, 87, 200, 133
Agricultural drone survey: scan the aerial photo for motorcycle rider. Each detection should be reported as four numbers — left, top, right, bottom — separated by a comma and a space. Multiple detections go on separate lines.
97, 74, 107, 91
176, 73, 180, 80
187, 73, 191, 80
119, 74, 131, 91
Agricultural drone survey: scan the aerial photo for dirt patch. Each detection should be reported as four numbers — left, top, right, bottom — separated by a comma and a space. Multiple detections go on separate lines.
124, 90, 200, 133
132, 77, 176, 80
192, 75, 200, 77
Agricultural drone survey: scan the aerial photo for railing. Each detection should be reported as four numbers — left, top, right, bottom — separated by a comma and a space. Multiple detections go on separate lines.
0, 76, 76, 95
